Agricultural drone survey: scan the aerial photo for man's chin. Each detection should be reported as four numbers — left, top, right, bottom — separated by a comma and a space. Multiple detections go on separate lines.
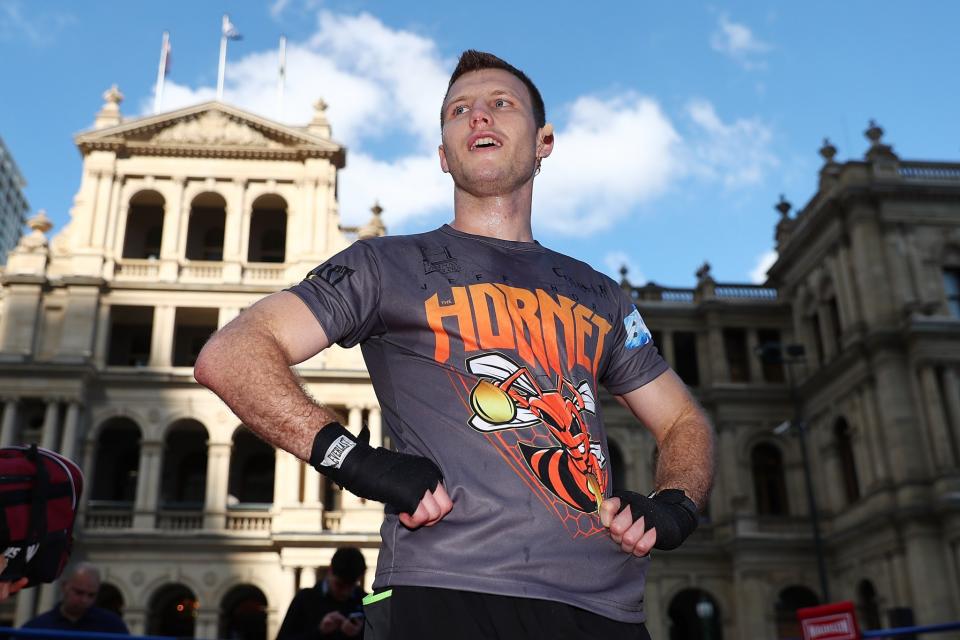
452, 171, 531, 198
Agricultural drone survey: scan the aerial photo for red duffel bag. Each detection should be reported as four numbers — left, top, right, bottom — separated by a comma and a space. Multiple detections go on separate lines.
0, 445, 84, 586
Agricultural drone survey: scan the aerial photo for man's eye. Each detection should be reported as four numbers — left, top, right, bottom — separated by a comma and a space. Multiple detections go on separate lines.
494, 99, 509, 108
453, 105, 468, 116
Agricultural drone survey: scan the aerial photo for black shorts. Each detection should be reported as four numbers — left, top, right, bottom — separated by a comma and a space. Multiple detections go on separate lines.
362, 585, 651, 640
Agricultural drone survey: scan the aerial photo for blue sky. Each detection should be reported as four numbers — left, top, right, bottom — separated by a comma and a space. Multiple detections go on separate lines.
2, 1, 958, 286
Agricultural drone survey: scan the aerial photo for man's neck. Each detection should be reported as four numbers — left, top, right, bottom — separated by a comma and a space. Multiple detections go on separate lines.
59, 605, 83, 623
450, 182, 535, 242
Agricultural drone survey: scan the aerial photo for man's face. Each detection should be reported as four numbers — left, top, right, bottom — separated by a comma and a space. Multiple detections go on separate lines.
327, 573, 357, 602
439, 68, 550, 197
61, 572, 99, 618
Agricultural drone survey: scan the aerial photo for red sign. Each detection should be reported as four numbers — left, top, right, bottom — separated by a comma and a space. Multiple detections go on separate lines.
797, 601, 861, 640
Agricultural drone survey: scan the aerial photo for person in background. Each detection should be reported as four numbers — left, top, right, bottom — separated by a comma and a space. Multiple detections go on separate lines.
277, 547, 367, 640
21, 562, 129, 634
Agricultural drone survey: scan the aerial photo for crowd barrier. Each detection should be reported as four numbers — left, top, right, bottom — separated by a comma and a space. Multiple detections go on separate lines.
0, 628, 168, 640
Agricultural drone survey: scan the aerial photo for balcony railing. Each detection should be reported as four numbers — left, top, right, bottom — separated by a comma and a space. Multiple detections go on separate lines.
322, 510, 343, 532
226, 505, 273, 531
84, 504, 133, 530
156, 509, 204, 530
180, 262, 224, 281
114, 259, 160, 280
243, 263, 287, 283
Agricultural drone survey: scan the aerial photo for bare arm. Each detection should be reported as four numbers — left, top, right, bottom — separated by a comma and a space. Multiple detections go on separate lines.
194, 291, 338, 460
601, 368, 715, 556
618, 368, 715, 507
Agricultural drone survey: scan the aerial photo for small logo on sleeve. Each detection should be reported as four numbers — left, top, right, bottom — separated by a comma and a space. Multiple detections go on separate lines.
307, 263, 355, 287
623, 308, 651, 350
321, 435, 356, 469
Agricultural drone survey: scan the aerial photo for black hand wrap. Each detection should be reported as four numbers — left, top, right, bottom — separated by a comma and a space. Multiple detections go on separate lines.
309, 422, 443, 515
613, 488, 699, 551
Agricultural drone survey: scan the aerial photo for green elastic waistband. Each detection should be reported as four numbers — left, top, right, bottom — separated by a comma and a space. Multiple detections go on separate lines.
362, 589, 393, 605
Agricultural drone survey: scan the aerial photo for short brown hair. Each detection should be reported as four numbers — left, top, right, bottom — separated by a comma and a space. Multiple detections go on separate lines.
441, 50, 546, 129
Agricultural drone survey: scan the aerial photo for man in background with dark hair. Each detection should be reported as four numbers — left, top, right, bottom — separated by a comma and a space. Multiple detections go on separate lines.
197, 50, 714, 639
277, 547, 366, 640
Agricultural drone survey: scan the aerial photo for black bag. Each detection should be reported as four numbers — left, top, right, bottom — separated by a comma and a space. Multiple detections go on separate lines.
0, 445, 84, 586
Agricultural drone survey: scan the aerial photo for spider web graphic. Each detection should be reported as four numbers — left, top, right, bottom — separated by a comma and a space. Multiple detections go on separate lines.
451, 370, 606, 539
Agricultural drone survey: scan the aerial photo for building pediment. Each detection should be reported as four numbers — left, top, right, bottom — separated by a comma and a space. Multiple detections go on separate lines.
75, 102, 345, 166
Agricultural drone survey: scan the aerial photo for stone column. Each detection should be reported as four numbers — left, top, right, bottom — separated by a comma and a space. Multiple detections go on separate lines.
734, 573, 774, 640
273, 449, 300, 507
149, 305, 176, 367
367, 407, 383, 448
40, 399, 61, 450
203, 440, 232, 529
159, 177, 186, 282
717, 424, 744, 518
940, 367, 960, 463
861, 385, 892, 485
660, 331, 675, 369
133, 441, 163, 529
59, 402, 82, 461
13, 585, 38, 626
303, 461, 321, 504
195, 610, 219, 639
348, 407, 363, 434
222, 178, 247, 284
298, 566, 317, 590
745, 329, 764, 383
707, 324, 728, 383
0, 399, 19, 447
36, 582, 57, 615
919, 367, 955, 470
902, 522, 959, 626
834, 243, 863, 332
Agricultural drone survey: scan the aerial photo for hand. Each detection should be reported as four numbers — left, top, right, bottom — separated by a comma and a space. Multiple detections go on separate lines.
319, 611, 346, 635
340, 616, 363, 637
602, 489, 699, 554
310, 423, 443, 514
601, 497, 658, 557
398, 483, 453, 530
0, 578, 28, 600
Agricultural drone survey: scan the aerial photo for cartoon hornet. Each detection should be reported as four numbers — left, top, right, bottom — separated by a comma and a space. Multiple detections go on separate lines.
466, 353, 607, 513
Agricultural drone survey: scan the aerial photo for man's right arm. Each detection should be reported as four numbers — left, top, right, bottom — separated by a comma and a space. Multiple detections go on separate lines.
194, 290, 453, 528
194, 291, 337, 461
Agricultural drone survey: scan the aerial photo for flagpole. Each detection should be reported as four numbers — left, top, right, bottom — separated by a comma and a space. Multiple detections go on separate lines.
217, 15, 228, 101
154, 31, 169, 113
277, 35, 286, 119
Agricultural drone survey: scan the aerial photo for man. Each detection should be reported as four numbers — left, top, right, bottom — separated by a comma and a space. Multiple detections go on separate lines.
277, 547, 367, 640
196, 50, 714, 639
22, 562, 129, 634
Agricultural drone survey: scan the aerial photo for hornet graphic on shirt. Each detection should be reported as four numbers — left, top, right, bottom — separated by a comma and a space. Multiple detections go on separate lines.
466, 353, 607, 513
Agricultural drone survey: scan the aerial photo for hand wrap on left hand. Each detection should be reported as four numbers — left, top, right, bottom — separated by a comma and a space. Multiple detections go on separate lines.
613, 488, 699, 551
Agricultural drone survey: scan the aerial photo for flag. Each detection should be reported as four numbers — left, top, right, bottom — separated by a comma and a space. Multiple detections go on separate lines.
222, 15, 242, 41
162, 37, 172, 77
279, 35, 286, 80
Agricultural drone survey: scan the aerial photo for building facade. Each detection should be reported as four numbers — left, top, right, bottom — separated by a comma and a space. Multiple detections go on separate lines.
0, 86, 958, 639
0, 135, 29, 263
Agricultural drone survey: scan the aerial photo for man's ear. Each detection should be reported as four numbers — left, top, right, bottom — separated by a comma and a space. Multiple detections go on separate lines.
537, 122, 555, 159
438, 144, 450, 173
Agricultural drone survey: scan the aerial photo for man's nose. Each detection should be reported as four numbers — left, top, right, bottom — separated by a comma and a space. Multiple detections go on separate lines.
470, 103, 491, 128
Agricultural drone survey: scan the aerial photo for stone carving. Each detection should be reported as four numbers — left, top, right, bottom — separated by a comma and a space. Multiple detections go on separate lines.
16, 210, 53, 253
153, 111, 284, 149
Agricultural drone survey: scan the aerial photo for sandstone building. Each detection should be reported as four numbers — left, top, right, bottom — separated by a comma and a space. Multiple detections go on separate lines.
0, 86, 957, 640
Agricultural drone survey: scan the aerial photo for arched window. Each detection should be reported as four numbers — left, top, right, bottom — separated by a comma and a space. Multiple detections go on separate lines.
91, 418, 141, 506
835, 418, 860, 504
161, 420, 208, 510
607, 437, 627, 494
752, 443, 789, 516
248, 195, 288, 263
228, 427, 275, 505
186, 193, 226, 261
122, 191, 165, 259
857, 580, 882, 630
219, 585, 267, 640
96, 583, 125, 618
148, 584, 198, 638
668, 588, 723, 640
775, 586, 819, 640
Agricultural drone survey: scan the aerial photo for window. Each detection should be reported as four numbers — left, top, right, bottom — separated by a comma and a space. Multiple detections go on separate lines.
122, 191, 165, 259
757, 329, 785, 382
248, 195, 288, 263
673, 331, 700, 386
723, 328, 750, 382
943, 268, 960, 317
91, 418, 141, 504
172, 307, 218, 367
186, 193, 226, 261
776, 586, 820, 640
228, 427, 275, 505
160, 421, 208, 509
752, 443, 789, 516
107, 306, 153, 366
835, 418, 860, 503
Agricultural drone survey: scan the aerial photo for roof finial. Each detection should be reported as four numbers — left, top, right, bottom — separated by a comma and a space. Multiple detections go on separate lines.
94, 84, 124, 129
308, 98, 331, 138
865, 119, 884, 147
819, 138, 837, 164
358, 201, 387, 239
775, 194, 792, 219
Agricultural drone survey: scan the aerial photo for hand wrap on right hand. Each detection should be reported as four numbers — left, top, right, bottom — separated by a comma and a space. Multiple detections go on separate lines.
309, 422, 443, 514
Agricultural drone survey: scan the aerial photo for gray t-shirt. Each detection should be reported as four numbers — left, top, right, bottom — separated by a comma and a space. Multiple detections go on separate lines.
288, 225, 668, 622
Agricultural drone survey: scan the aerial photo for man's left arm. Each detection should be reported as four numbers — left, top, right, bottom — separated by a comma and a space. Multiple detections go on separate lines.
600, 369, 715, 557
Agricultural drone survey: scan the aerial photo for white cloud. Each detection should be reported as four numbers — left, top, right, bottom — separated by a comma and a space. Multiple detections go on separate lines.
710, 15, 771, 70
269, 0, 290, 19
141, 11, 777, 232
684, 99, 779, 187
749, 249, 778, 283
0, 1, 74, 46
534, 94, 680, 234
603, 251, 646, 285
